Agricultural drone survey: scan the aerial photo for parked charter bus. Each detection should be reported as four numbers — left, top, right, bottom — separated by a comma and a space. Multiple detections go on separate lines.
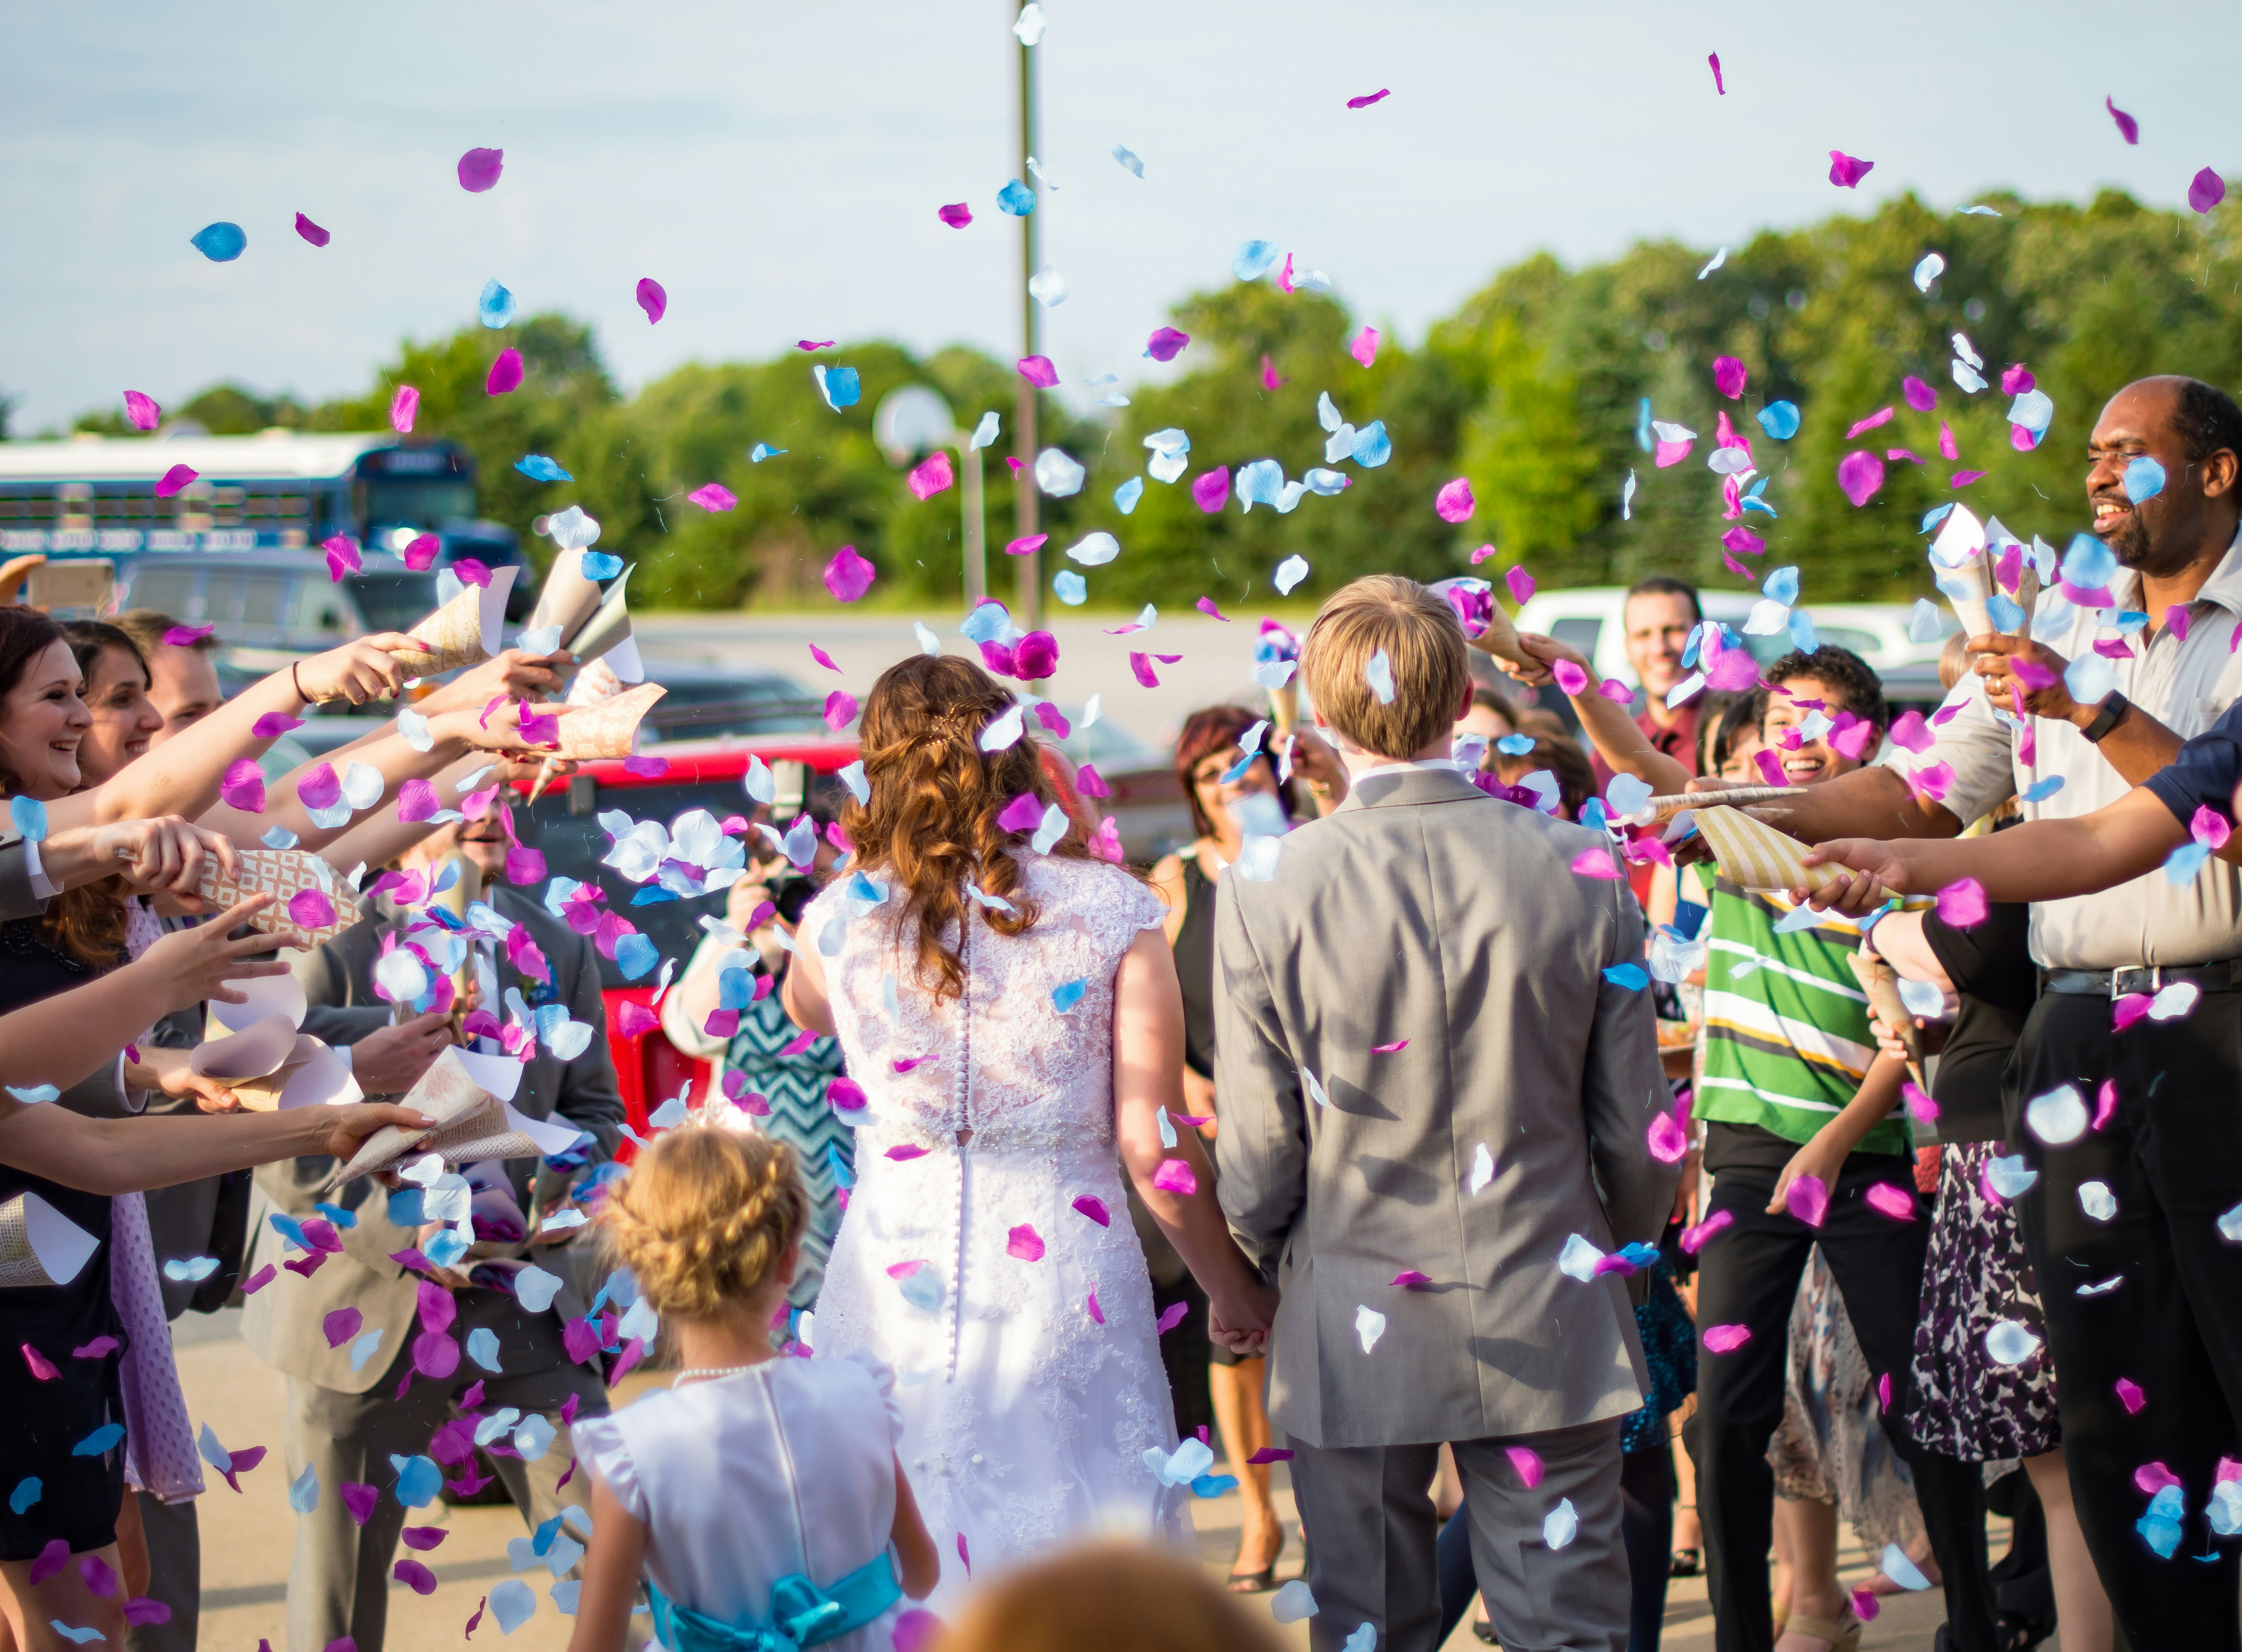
0, 430, 527, 647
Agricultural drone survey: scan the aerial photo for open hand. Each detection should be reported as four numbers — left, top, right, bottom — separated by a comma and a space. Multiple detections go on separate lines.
1793, 839, 1916, 912
136, 895, 307, 1013
1767, 1131, 1847, 1218
349, 1009, 454, 1096
417, 648, 573, 716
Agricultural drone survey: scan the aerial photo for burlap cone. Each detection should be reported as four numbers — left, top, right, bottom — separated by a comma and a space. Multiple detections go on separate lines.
196, 850, 351, 946
545, 682, 666, 760
0, 1191, 100, 1288
1694, 805, 1847, 896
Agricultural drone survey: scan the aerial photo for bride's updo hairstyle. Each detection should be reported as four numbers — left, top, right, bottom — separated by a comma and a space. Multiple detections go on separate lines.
845, 652, 1090, 1001
596, 1124, 807, 1321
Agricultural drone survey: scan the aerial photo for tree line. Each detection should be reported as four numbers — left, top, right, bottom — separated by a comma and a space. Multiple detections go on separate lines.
50, 187, 2242, 611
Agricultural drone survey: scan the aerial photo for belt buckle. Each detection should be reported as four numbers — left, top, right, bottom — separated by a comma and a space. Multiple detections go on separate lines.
2114, 965, 2162, 999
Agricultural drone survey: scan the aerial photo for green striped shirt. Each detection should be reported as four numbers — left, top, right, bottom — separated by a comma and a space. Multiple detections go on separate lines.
1697, 875, 1912, 1156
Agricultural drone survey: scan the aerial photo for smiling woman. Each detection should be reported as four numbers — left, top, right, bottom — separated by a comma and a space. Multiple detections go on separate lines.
0, 608, 90, 800
63, 622, 166, 788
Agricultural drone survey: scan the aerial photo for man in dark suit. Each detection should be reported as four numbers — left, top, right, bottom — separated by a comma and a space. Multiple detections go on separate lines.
248, 791, 625, 1652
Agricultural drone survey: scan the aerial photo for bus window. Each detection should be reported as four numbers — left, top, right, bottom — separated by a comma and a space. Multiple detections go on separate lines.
242, 575, 286, 630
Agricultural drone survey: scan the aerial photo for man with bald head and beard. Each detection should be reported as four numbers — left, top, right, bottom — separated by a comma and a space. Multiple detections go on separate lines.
1706, 375, 2242, 1649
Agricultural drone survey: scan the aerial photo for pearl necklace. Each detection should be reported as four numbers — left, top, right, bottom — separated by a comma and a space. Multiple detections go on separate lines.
671, 1364, 762, 1387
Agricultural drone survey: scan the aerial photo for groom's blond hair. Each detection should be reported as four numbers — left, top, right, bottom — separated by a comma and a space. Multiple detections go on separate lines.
1300, 575, 1470, 760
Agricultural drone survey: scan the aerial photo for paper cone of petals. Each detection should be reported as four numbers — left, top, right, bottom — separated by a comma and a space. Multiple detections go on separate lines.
525, 548, 604, 645
193, 972, 359, 1111
392, 567, 515, 674
1693, 806, 1847, 896
1465, 602, 1531, 669
1267, 679, 1299, 736
0, 1191, 100, 1289
1844, 952, 1926, 1087
195, 850, 352, 947
326, 1046, 582, 1189
558, 574, 635, 684
543, 682, 666, 759
1939, 554, 1999, 644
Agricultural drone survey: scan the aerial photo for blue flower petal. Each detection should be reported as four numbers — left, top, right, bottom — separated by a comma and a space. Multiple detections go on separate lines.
191, 222, 247, 262
1756, 401, 1801, 440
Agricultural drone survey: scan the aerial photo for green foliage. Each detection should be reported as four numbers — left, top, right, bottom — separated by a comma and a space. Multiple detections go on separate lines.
48, 188, 2242, 610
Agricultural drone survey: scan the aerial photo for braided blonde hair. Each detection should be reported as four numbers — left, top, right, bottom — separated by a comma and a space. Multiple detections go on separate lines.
595, 1124, 808, 1321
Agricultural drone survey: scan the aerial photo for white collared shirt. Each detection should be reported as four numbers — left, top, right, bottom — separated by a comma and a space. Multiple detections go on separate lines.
1883, 524, 2242, 968
1343, 757, 1474, 784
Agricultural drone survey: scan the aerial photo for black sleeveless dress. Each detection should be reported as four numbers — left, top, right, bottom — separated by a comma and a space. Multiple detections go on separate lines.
0, 917, 127, 1560
1172, 857, 1220, 1081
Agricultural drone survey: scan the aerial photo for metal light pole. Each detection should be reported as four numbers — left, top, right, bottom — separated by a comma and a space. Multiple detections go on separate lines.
1012, 5, 1043, 627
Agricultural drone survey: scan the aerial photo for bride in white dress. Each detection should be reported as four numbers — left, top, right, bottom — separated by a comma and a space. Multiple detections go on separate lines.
780, 655, 1276, 1613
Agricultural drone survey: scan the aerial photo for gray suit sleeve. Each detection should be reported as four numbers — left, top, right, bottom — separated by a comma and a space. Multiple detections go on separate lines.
554, 931, 625, 1161
1581, 889, 1679, 1249
0, 840, 47, 923
300, 1004, 392, 1048
1210, 878, 1307, 1280
293, 925, 393, 1049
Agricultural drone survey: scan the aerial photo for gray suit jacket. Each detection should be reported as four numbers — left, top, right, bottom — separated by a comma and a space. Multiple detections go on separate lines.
0, 837, 46, 923
1213, 765, 1677, 1449
243, 883, 625, 1394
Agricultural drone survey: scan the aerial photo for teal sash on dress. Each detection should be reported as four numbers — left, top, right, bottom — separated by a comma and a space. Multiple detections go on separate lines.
647, 1553, 900, 1652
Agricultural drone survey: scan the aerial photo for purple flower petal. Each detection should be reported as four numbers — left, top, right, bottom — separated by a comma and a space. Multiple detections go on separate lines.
2190, 168, 2229, 215
1836, 450, 1886, 506
1708, 52, 1725, 94
1072, 1195, 1110, 1227
294, 212, 331, 248
323, 1308, 363, 1349
323, 534, 362, 581
1865, 1182, 1916, 1221
411, 1329, 459, 1380
485, 348, 523, 396
937, 202, 972, 227
393, 1559, 438, 1596
1392, 1270, 1432, 1288
123, 1598, 171, 1628
123, 391, 161, 431
2105, 95, 2139, 145
289, 890, 337, 931
1712, 356, 1748, 399
1845, 406, 1895, 439
1144, 326, 1190, 362
155, 464, 197, 499
1648, 1112, 1688, 1163
1346, 88, 1391, 108
1704, 1323, 1752, 1354
1016, 355, 1059, 387
688, 482, 736, 512
1827, 149, 1875, 188
340, 1483, 379, 1527
397, 779, 439, 823
1350, 325, 1380, 367
1435, 477, 1476, 523
1129, 651, 1160, 688
1006, 1224, 1046, 1262
824, 544, 875, 602
296, 763, 340, 810
1151, 1158, 1197, 1196
220, 759, 266, 813
1786, 1174, 1831, 1227
824, 690, 859, 731
828, 1076, 867, 1113
996, 793, 1046, 833
1013, 631, 1057, 680
1902, 376, 1938, 412
1936, 876, 1989, 928
456, 147, 504, 192
907, 451, 954, 501
1190, 468, 1229, 513
634, 276, 668, 324
389, 384, 419, 434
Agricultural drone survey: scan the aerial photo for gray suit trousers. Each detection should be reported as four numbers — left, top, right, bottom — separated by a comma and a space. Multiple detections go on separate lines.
1287, 1418, 1629, 1652
280, 1295, 608, 1652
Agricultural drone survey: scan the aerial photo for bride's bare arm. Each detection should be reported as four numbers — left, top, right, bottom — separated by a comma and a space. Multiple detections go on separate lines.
1112, 930, 1275, 1343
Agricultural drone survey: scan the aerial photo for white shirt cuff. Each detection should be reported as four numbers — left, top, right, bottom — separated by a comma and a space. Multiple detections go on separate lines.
24, 839, 57, 901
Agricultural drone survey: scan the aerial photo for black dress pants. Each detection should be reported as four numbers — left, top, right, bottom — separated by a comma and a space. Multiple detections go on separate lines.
1691, 1160, 1931, 1652
2007, 985, 2242, 1651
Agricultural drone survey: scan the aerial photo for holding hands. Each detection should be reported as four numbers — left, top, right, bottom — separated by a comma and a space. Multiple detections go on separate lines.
295, 634, 424, 707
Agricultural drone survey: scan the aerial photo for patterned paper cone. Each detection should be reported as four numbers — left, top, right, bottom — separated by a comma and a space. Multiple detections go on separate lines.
525, 548, 603, 644
543, 682, 667, 760
1266, 679, 1299, 737
558, 589, 633, 681
323, 1046, 495, 1189
1693, 805, 1848, 896
391, 580, 498, 674
1844, 951, 1927, 1089
195, 851, 351, 946
0, 1191, 101, 1289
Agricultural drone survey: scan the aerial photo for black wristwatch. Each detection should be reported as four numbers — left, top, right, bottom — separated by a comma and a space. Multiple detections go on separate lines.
2081, 691, 2129, 745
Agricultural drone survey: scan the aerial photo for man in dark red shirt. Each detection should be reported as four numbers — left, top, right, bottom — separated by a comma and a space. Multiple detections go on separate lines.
1590, 575, 1704, 790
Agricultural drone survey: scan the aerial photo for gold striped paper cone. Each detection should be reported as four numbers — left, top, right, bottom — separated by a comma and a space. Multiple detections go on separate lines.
1693, 805, 1848, 896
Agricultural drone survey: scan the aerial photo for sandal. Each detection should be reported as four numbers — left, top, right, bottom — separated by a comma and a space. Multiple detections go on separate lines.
1775, 1612, 1862, 1652
1226, 1527, 1287, 1594
1669, 1546, 1701, 1577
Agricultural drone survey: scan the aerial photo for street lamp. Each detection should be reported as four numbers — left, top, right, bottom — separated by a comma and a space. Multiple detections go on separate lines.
1013, 0, 1043, 627
874, 384, 988, 607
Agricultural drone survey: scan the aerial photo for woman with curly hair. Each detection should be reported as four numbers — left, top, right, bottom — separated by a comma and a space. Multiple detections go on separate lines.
777, 655, 1276, 1615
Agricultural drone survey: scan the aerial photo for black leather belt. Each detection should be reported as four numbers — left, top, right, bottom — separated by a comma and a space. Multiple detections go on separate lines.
2040, 959, 2242, 997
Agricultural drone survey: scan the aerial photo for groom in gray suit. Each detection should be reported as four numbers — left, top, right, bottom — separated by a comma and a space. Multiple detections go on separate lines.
1214, 576, 1676, 1652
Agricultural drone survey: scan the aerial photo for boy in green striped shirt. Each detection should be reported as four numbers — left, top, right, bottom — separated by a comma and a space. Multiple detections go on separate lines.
1688, 646, 1939, 1650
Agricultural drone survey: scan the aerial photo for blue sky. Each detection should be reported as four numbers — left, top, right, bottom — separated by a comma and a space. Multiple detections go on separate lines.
2, 0, 2231, 435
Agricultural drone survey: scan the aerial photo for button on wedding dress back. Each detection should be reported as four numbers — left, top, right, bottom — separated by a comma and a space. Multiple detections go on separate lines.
802, 856, 1187, 1613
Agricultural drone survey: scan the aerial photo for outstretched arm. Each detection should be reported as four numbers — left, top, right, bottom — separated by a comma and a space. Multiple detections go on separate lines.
1797, 786, 2192, 911
1505, 633, 1693, 793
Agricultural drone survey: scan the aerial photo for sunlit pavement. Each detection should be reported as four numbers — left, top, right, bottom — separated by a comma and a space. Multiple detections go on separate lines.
179, 1311, 1954, 1652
